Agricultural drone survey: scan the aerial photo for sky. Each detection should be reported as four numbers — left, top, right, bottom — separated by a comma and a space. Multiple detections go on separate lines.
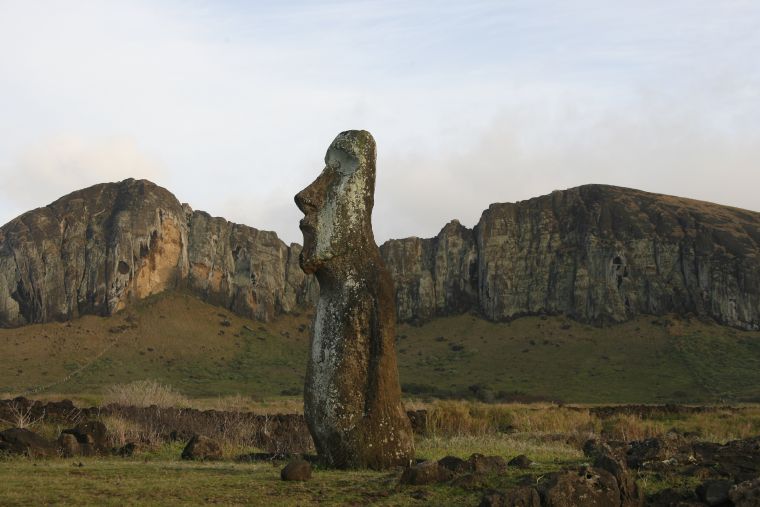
1, 1, 758, 244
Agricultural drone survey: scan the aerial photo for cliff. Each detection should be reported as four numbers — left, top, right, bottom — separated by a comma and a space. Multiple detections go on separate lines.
0, 179, 316, 326
1, 180, 758, 329
381, 185, 760, 330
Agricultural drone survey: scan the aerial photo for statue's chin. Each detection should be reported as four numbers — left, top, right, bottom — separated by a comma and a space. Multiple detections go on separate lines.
299, 252, 315, 274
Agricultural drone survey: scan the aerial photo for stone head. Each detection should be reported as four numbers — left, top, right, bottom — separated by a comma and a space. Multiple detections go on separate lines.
295, 130, 377, 275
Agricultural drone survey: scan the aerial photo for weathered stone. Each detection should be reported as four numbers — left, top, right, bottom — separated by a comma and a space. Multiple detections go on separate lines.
438, 455, 471, 474
57, 433, 80, 457
593, 453, 644, 507
468, 453, 508, 474
295, 130, 414, 469
474, 185, 760, 330
479, 487, 542, 507
118, 442, 138, 457
0, 427, 57, 457
181, 434, 222, 461
280, 458, 312, 481
538, 467, 621, 507
380, 219, 478, 323
61, 420, 109, 455
399, 460, 453, 485
0, 179, 316, 327
730, 477, 760, 507
695, 479, 733, 506
2, 180, 759, 330
508, 454, 533, 469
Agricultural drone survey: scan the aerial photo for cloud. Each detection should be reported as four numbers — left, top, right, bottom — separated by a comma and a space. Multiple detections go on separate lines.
2, 136, 167, 213
374, 91, 760, 242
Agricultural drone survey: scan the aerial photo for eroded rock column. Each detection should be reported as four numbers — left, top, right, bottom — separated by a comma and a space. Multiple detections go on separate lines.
294, 130, 414, 469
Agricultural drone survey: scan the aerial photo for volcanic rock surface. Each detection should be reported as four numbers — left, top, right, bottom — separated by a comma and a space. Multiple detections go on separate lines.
1, 180, 758, 329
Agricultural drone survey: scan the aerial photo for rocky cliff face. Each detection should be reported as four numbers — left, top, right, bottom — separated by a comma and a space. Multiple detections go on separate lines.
0, 179, 316, 327
1, 180, 758, 330
382, 185, 760, 330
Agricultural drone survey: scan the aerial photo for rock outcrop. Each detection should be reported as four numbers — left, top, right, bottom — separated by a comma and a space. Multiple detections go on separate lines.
382, 185, 760, 330
1, 180, 758, 330
0, 178, 316, 327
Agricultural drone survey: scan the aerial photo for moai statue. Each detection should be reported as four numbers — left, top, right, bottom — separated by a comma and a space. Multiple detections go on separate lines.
294, 130, 415, 469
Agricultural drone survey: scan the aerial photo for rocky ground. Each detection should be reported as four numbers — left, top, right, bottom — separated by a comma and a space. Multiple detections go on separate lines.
1, 397, 760, 505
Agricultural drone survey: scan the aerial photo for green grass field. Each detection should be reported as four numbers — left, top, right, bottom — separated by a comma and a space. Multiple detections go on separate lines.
2, 290, 760, 403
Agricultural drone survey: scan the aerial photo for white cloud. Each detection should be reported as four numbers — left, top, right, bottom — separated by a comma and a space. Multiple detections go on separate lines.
2, 136, 167, 211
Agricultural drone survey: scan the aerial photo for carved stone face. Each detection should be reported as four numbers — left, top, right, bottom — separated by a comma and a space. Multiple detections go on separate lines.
295, 130, 376, 274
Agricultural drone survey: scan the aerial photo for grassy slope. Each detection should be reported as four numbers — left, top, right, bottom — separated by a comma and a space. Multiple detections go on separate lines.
1, 291, 759, 403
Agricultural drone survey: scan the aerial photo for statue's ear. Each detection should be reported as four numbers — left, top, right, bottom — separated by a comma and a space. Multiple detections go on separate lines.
326, 147, 360, 175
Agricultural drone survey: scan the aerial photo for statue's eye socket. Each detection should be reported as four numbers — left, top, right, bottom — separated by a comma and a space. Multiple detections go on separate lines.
328, 159, 341, 170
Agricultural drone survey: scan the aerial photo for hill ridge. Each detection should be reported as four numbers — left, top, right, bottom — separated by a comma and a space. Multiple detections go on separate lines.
1, 179, 758, 329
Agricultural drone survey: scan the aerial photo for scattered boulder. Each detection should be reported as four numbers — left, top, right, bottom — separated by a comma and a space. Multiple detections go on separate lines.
468, 453, 507, 474
0, 427, 57, 457
280, 459, 312, 481
695, 479, 733, 507
538, 467, 621, 507
399, 461, 454, 485
646, 487, 700, 507
593, 453, 643, 507
508, 455, 533, 469
693, 437, 760, 482
60, 420, 109, 455
438, 455, 471, 474
479, 487, 541, 507
181, 435, 222, 461
118, 442, 138, 457
57, 433, 81, 458
406, 410, 428, 434
730, 477, 760, 507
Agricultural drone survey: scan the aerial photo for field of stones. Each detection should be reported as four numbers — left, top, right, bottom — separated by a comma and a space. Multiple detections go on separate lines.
2, 391, 760, 506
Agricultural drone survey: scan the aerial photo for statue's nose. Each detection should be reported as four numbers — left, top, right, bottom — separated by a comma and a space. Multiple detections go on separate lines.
295, 186, 317, 214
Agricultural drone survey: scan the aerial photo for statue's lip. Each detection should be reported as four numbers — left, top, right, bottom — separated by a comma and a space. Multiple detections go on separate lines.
299, 219, 314, 232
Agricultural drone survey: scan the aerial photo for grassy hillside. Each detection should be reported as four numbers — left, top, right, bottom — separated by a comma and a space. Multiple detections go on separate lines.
1, 291, 759, 403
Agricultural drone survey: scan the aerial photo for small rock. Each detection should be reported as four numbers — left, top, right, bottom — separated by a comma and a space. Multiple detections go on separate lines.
468, 453, 507, 474
58, 433, 80, 458
696, 479, 733, 506
730, 477, 760, 507
479, 487, 541, 507
280, 459, 312, 481
118, 442, 138, 457
60, 420, 109, 456
399, 461, 453, 485
508, 454, 533, 469
181, 435, 222, 461
438, 455, 471, 474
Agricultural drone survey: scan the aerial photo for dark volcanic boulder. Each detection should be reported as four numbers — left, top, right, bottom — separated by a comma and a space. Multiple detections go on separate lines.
508, 454, 534, 469
438, 455, 471, 474
468, 453, 508, 474
538, 467, 621, 507
57, 433, 80, 458
61, 420, 109, 455
696, 479, 733, 506
181, 435, 222, 461
399, 461, 454, 485
593, 453, 643, 507
280, 459, 312, 481
479, 487, 541, 507
730, 477, 760, 507
0, 427, 57, 457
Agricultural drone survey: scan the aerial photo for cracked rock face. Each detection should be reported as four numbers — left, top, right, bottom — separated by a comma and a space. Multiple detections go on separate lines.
294, 130, 415, 469
0, 178, 316, 327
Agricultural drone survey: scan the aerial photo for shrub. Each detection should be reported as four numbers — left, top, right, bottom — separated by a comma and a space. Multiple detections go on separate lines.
102, 380, 189, 409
